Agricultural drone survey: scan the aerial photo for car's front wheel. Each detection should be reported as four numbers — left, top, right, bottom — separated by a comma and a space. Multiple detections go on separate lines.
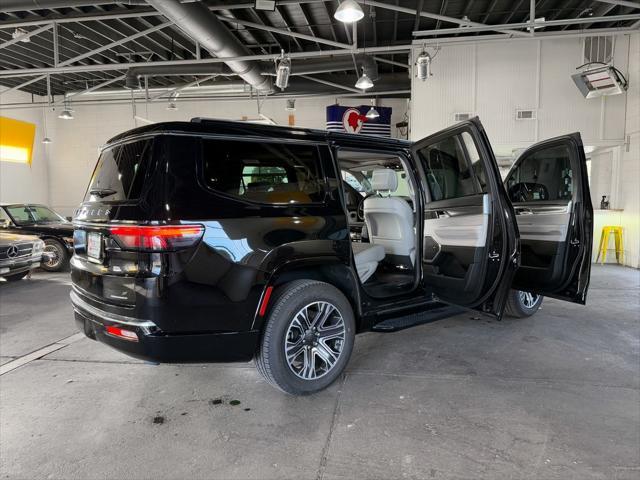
256, 280, 355, 395
42, 239, 69, 272
505, 289, 543, 318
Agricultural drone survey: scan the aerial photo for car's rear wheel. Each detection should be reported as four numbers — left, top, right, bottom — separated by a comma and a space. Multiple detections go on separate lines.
505, 289, 543, 318
42, 239, 69, 272
4, 271, 29, 282
256, 280, 355, 395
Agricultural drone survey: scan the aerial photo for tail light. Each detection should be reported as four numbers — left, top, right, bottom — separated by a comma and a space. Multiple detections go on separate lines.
105, 325, 138, 342
109, 225, 204, 251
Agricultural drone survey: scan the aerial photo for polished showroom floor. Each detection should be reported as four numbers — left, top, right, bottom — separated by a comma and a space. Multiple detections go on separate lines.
1, 265, 638, 479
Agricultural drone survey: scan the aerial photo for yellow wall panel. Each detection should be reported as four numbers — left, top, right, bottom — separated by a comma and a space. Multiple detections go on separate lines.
0, 116, 36, 165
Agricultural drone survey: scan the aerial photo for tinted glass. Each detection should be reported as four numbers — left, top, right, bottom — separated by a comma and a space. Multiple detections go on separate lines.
506, 145, 573, 202
84, 139, 153, 202
202, 140, 324, 204
5, 205, 64, 225
416, 134, 484, 201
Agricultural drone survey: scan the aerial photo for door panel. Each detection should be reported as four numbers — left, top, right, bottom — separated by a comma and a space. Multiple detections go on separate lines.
412, 118, 518, 317
506, 133, 593, 303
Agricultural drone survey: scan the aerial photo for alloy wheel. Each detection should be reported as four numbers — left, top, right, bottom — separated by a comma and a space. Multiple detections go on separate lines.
284, 301, 346, 380
44, 243, 62, 269
518, 291, 540, 309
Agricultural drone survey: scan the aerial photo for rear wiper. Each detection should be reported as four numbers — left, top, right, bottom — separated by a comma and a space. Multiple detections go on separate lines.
89, 188, 117, 198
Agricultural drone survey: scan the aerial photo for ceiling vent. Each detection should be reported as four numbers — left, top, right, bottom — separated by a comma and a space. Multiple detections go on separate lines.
584, 36, 614, 64
453, 112, 473, 122
515, 109, 537, 120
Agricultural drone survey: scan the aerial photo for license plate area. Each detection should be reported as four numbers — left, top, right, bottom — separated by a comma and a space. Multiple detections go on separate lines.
87, 232, 103, 262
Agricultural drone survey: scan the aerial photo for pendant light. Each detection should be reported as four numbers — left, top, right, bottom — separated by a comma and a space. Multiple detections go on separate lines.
355, 67, 373, 90
275, 50, 291, 91
42, 105, 52, 144
415, 47, 433, 81
58, 98, 74, 120
334, 0, 364, 23
366, 99, 379, 119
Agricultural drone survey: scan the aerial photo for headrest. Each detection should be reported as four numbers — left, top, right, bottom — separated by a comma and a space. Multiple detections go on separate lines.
370, 169, 398, 192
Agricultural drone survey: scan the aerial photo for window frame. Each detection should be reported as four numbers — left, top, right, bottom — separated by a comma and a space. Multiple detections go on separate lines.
416, 128, 487, 203
197, 134, 329, 207
505, 139, 578, 205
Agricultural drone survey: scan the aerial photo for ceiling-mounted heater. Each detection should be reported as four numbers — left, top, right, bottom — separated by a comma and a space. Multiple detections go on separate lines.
571, 65, 628, 99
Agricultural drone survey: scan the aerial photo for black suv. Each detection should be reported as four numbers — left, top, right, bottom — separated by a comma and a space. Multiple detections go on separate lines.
70, 118, 592, 395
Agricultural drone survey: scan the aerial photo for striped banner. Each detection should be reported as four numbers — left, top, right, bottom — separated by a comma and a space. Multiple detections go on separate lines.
326, 105, 392, 137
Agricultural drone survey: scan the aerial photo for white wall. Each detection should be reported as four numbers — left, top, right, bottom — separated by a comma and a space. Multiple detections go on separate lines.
0, 90, 50, 205
44, 96, 409, 216
410, 35, 630, 153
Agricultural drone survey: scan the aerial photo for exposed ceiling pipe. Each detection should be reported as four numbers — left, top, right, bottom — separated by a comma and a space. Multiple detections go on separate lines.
144, 0, 270, 91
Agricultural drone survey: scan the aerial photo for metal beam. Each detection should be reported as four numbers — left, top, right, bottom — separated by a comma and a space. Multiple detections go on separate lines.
413, 13, 640, 36
298, 74, 361, 93
361, 0, 531, 37
0, 23, 52, 50
595, 0, 640, 9
373, 56, 409, 69
56, 21, 172, 67
148, 74, 218, 101
60, 74, 126, 103
0, 74, 46, 95
0, 44, 414, 77
215, 13, 351, 49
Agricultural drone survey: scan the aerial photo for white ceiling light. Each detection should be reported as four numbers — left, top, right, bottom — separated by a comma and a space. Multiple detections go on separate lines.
366, 99, 379, 119
335, 0, 364, 23
58, 109, 74, 120
42, 137, 52, 144
355, 68, 373, 90
11, 28, 30, 43
275, 51, 291, 91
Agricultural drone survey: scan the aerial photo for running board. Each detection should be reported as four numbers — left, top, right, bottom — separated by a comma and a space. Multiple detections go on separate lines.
371, 305, 463, 332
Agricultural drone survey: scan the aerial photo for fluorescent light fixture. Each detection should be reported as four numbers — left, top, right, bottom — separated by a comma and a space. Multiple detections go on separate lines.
275, 52, 291, 91
12, 28, 30, 43
334, 0, 364, 23
355, 69, 373, 90
527, 17, 546, 32
42, 137, 52, 144
254, 0, 276, 11
58, 109, 74, 120
571, 65, 628, 99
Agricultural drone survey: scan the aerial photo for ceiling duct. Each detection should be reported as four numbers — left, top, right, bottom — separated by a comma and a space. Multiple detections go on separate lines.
124, 63, 233, 89
145, 0, 270, 92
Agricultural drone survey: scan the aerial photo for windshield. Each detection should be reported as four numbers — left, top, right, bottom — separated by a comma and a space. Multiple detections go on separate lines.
5, 205, 66, 225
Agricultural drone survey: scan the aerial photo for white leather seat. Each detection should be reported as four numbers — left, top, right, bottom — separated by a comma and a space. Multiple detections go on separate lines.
352, 242, 385, 283
363, 169, 416, 264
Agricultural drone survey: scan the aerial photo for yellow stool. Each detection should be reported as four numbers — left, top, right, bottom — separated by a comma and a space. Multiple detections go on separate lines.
596, 226, 624, 264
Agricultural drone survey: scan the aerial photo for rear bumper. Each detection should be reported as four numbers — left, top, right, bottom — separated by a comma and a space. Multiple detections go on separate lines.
71, 291, 259, 363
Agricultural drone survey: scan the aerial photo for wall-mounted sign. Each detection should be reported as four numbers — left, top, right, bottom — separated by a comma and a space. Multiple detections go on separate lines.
326, 105, 392, 137
0, 116, 36, 165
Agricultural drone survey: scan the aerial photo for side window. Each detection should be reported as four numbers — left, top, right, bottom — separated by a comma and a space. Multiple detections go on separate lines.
506, 145, 573, 203
0, 208, 12, 225
202, 139, 325, 204
416, 133, 484, 201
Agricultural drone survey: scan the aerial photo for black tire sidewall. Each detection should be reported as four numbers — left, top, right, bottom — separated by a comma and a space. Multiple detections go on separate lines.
260, 280, 355, 395
507, 289, 543, 317
42, 239, 68, 272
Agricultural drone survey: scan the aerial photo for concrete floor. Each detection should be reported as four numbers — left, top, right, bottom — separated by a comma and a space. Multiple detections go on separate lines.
0, 266, 638, 480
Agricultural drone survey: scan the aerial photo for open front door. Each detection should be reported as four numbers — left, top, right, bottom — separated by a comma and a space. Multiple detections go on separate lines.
505, 133, 593, 304
412, 118, 519, 318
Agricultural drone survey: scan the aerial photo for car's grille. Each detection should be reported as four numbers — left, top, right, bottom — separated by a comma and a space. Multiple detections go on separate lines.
0, 242, 33, 260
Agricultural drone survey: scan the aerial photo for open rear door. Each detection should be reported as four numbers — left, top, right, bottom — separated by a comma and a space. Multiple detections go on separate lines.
505, 133, 593, 304
412, 118, 519, 318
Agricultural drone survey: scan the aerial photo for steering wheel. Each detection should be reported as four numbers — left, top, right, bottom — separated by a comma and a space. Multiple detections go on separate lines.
357, 193, 377, 221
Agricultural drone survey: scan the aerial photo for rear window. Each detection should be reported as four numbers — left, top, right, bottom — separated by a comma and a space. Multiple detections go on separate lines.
84, 138, 153, 202
202, 139, 325, 204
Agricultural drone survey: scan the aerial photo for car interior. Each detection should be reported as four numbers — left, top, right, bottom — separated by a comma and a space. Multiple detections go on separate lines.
337, 150, 419, 298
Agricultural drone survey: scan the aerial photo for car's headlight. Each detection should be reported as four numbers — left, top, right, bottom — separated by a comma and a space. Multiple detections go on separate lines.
33, 240, 45, 254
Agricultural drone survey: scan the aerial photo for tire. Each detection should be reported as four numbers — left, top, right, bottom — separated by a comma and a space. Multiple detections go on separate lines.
505, 289, 543, 318
4, 271, 29, 282
255, 280, 355, 395
42, 239, 69, 272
